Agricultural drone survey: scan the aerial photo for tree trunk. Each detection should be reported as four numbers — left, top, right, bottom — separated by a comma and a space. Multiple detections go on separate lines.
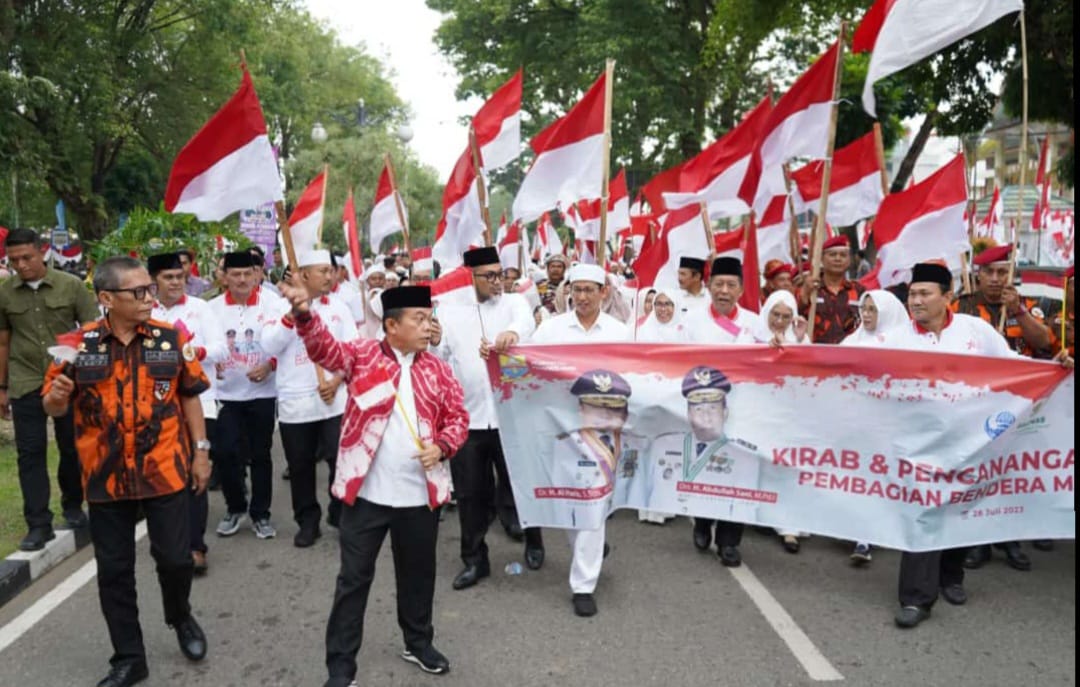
890, 108, 939, 193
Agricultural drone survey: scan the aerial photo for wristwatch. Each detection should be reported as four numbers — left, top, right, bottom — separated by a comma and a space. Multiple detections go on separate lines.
194, 439, 212, 452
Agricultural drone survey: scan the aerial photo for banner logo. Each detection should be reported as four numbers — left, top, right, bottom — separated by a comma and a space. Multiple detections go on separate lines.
984, 411, 1016, 439
498, 353, 529, 381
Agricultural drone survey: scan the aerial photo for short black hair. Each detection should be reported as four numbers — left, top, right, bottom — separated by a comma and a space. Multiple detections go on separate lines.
93, 256, 144, 293
383, 256, 396, 270
4, 228, 42, 250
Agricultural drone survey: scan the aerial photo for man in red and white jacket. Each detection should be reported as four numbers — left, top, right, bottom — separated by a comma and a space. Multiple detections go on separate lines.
278, 280, 468, 683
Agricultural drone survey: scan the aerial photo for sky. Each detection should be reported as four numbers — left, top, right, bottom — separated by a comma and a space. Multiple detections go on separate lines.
304, 0, 478, 182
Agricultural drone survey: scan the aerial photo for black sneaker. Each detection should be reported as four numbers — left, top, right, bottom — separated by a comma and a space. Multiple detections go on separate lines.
18, 526, 55, 552
401, 645, 450, 674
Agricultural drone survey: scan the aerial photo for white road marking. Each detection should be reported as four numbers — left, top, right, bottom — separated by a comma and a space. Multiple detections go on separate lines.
728, 562, 845, 681
0, 521, 148, 655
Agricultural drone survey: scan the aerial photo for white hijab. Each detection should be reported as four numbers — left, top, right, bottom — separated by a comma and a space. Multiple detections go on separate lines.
842, 289, 908, 346
636, 288, 686, 342
747, 290, 806, 344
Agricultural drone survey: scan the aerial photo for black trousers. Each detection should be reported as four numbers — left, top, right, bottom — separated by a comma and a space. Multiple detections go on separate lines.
11, 387, 82, 528
188, 418, 215, 554
216, 398, 276, 520
89, 489, 193, 667
451, 429, 541, 567
279, 415, 342, 529
694, 518, 744, 547
898, 548, 967, 608
325, 498, 439, 681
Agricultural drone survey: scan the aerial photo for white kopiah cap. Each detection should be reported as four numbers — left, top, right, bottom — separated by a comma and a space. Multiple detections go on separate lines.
567, 263, 606, 286
298, 249, 332, 268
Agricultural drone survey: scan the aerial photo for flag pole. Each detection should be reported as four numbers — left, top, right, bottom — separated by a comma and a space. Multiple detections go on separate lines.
959, 146, 976, 295
1001, 9, 1028, 332
597, 59, 615, 265
806, 25, 846, 343
275, 200, 298, 272
316, 164, 329, 247
699, 201, 714, 262
517, 223, 526, 273
469, 124, 495, 246
384, 153, 412, 254
781, 164, 802, 270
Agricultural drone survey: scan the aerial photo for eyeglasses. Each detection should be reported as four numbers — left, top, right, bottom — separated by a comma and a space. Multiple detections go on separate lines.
474, 271, 501, 283
106, 283, 158, 300
571, 286, 600, 296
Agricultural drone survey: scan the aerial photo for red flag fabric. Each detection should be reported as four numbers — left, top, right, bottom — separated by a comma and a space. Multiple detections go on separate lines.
789, 132, 885, 226
473, 69, 523, 171
287, 170, 327, 253
370, 163, 407, 253
1032, 137, 1051, 230
343, 190, 363, 279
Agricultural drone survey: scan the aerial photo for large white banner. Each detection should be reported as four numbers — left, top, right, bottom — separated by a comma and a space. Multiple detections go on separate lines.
487, 344, 1075, 551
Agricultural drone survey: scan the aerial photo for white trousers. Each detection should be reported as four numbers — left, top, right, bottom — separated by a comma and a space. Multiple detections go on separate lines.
567, 525, 606, 594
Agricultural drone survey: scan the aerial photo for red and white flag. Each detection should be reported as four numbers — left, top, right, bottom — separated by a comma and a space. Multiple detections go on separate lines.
869, 153, 970, 288
533, 211, 562, 261
498, 220, 523, 270
756, 195, 794, 264
410, 246, 434, 274
853, 0, 1023, 116
473, 69, 523, 171
342, 189, 363, 280
631, 205, 713, 289
574, 239, 598, 265
664, 96, 772, 218
978, 187, 1006, 242
790, 132, 885, 226
287, 170, 327, 254
165, 69, 283, 220
513, 71, 606, 222
641, 164, 684, 214
739, 42, 840, 213
430, 265, 476, 307
563, 168, 630, 241
370, 163, 408, 254
1032, 137, 1052, 230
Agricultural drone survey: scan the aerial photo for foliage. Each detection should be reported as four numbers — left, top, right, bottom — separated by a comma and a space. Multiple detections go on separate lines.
87, 204, 249, 274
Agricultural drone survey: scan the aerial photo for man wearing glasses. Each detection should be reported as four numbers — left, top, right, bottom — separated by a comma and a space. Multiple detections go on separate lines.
430, 246, 538, 590
42, 255, 212, 687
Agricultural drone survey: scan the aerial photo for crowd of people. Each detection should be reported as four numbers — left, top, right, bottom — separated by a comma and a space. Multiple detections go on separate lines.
0, 225, 1074, 687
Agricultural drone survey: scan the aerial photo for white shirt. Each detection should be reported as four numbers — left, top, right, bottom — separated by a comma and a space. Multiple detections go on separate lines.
531, 310, 631, 344
434, 292, 535, 429
884, 312, 1016, 358
206, 288, 284, 401
152, 295, 229, 419
330, 281, 367, 328
261, 296, 358, 423
679, 288, 710, 314
684, 304, 760, 345
360, 349, 429, 507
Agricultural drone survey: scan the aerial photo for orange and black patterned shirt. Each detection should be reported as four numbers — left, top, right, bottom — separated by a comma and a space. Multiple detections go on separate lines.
43, 318, 209, 503
800, 280, 865, 344
951, 293, 1052, 359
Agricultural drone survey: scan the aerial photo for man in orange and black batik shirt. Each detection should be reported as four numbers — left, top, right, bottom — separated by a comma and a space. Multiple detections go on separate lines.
799, 235, 866, 344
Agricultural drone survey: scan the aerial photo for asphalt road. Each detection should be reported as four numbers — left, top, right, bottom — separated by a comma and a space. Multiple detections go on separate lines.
0, 453, 1074, 687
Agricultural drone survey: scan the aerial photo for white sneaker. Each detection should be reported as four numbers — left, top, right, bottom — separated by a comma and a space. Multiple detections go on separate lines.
251, 518, 277, 539
215, 512, 245, 537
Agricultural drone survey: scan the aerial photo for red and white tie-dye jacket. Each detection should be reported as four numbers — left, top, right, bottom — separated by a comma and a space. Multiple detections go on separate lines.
295, 311, 469, 508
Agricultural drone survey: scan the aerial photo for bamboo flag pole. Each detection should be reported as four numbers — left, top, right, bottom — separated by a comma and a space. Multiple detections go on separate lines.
1001, 10, 1029, 332
699, 201, 714, 261
517, 223, 526, 273
806, 23, 847, 343
384, 153, 412, 254
469, 125, 495, 246
781, 164, 802, 270
959, 145, 977, 295
316, 163, 329, 247
275, 200, 298, 272
596, 59, 615, 265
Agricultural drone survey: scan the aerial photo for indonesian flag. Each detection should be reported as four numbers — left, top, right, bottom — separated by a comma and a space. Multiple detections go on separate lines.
756, 195, 794, 264
790, 132, 885, 226
533, 212, 562, 261
852, 0, 1023, 116
343, 190, 363, 280
563, 168, 630, 242
738, 42, 840, 212
978, 187, 1006, 242
430, 265, 476, 307
641, 164, 684, 214
473, 69, 523, 171
1032, 136, 1051, 230
411, 246, 434, 274
370, 163, 408, 254
287, 170, 326, 254
165, 69, 283, 220
498, 220, 523, 270
869, 153, 970, 288
664, 96, 772, 218
632, 205, 713, 289
574, 239, 598, 265
513, 71, 606, 222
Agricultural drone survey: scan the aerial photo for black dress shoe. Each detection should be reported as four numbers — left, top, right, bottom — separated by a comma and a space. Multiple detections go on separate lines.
96, 661, 149, 687
997, 542, 1031, 571
693, 525, 712, 551
452, 564, 490, 590
401, 644, 450, 674
18, 526, 55, 552
572, 593, 598, 617
62, 509, 88, 528
503, 521, 525, 542
525, 546, 545, 570
781, 536, 800, 554
1032, 539, 1054, 552
963, 544, 992, 569
940, 584, 967, 605
894, 605, 931, 628
174, 615, 207, 661
718, 545, 742, 567
294, 526, 322, 548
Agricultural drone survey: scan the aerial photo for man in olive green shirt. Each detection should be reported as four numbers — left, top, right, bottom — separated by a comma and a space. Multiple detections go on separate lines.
0, 228, 100, 551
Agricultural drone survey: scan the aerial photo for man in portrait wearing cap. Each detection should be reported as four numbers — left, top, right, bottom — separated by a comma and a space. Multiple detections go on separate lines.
648, 366, 759, 567
150, 252, 229, 575
206, 251, 284, 541
881, 261, 1073, 629
678, 256, 710, 313
277, 279, 468, 681
951, 244, 1052, 571
429, 246, 540, 589
261, 250, 357, 547
531, 264, 632, 617
798, 235, 865, 343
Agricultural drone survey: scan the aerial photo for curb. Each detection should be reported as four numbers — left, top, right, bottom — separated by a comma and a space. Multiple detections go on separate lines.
0, 526, 92, 608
